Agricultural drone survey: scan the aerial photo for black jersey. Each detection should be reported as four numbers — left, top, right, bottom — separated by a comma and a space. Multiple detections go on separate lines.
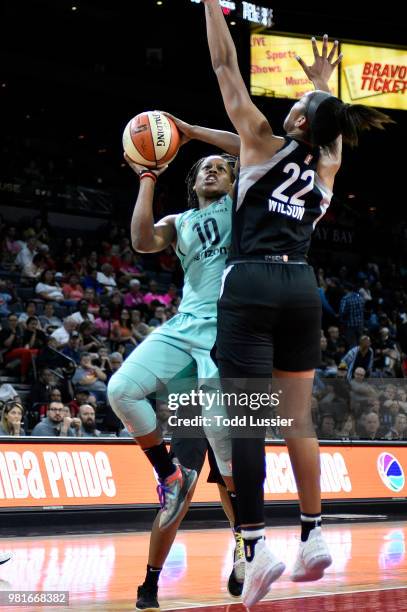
230, 137, 333, 258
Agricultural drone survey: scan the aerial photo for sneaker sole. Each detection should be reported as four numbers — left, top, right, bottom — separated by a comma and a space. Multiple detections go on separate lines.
227, 569, 244, 598
136, 606, 160, 612
243, 561, 285, 607
159, 469, 197, 530
291, 555, 332, 582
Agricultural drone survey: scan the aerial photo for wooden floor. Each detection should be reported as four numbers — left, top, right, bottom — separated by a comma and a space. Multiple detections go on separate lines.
0, 521, 406, 610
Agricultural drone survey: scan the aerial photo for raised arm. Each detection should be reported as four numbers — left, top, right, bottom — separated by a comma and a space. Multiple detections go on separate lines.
202, 0, 282, 165
125, 155, 177, 254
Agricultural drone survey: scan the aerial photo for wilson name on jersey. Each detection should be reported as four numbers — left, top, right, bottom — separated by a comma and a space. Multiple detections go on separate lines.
175, 194, 232, 318
231, 138, 333, 258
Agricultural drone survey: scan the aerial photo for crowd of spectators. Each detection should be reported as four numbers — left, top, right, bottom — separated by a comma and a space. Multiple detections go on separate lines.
1, 213, 407, 441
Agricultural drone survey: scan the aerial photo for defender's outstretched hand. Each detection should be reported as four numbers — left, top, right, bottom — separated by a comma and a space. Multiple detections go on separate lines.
296, 34, 343, 92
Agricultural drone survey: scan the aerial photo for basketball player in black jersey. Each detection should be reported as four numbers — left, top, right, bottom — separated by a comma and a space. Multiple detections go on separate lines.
202, 0, 393, 606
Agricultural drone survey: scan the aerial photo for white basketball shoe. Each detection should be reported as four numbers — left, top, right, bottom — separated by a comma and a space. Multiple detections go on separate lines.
242, 539, 285, 607
291, 527, 332, 582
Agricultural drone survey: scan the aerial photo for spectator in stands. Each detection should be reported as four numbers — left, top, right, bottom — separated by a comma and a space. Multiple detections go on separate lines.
29, 367, 59, 408
316, 335, 337, 377
83, 287, 100, 316
99, 242, 121, 272
69, 388, 91, 417
109, 352, 123, 375
72, 352, 107, 401
359, 410, 385, 440
94, 346, 113, 378
62, 331, 82, 364
87, 251, 99, 273
38, 386, 63, 419
385, 412, 407, 441
160, 283, 179, 307
35, 269, 64, 302
130, 310, 150, 343
94, 306, 112, 339
119, 251, 144, 280
38, 302, 62, 331
1, 225, 21, 262
317, 413, 337, 440
83, 269, 104, 295
0, 280, 12, 316
110, 308, 137, 348
23, 316, 47, 351
143, 279, 167, 307
62, 273, 84, 303
15, 236, 37, 270
0, 400, 25, 436
359, 279, 372, 302
339, 283, 365, 347
31, 400, 76, 436
0, 313, 35, 381
50, 316, 77, 348
107, 291, 123, 320
341, 335, 374, 381
326, 325, 347, 364
123, 279, 144, 309
21, 252, 46, 281
76, 403, 101, 437
374, 326, 400, 376
79, 320, 103, 352
335, 413, 358, 440
17, 301, 37, 328
96, 263, 117, 294
70, 299, 95, 325
148, 305, 167, 328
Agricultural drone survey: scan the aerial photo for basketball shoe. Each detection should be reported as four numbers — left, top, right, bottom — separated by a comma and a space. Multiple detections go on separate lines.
136, 584, 160, 612
0, 552, 11, 565
157, 465, 197, 530
242, 539, 285, 607
291, 527, 332, 581
227, 531, 245, 597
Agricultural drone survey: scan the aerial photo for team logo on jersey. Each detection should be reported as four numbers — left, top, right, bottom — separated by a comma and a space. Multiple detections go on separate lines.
377, 452, 405, 492
304, 154, 313, 166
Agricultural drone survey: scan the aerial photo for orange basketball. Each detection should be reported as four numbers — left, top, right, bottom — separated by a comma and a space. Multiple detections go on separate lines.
122, 111, 180, 168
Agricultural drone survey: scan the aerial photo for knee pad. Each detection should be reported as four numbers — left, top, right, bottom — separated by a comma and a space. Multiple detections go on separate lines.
107, 372, 157, 437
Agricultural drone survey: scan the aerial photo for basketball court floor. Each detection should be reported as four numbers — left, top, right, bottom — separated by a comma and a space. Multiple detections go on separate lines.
0, 520, 406, 610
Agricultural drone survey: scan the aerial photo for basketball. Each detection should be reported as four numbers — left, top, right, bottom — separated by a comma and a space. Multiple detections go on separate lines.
122, 111, 181, 168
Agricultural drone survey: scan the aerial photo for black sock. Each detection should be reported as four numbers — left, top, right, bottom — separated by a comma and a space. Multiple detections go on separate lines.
227, 490, 241, 531
143, 564, 162, 589
301, 513, 322, 542
241, 526, 265, 562
143, 442, 176, 481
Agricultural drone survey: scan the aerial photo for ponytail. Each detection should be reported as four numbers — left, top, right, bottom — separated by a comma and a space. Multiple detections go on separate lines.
306, 92, 395, 150
338, 104, 395, 147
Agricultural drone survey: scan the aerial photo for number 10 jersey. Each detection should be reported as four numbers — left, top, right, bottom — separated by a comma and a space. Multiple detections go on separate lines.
175, 194, 232, 318
231, 137, 333, 259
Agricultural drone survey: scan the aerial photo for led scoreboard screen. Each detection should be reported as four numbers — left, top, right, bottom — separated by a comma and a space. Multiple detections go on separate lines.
341, 43, 407, 110
250, 34, 339, 99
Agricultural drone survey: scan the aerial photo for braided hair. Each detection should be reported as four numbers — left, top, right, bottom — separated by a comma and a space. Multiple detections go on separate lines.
185, 154, 237, 209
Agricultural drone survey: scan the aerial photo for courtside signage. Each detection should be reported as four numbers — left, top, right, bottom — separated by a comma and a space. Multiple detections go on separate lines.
0, 443, 406, 509
340, 43, 407, 110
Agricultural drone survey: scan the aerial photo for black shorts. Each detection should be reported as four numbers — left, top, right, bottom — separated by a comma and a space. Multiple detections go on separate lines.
216, 262, 321, 374
170, 436, 224, 486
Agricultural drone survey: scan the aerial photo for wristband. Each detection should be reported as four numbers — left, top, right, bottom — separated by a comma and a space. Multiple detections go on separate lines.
140, 171, 157, 182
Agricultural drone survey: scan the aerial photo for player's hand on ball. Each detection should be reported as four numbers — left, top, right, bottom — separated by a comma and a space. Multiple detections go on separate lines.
160, 112, 193, 146
123, 153, 168, 178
